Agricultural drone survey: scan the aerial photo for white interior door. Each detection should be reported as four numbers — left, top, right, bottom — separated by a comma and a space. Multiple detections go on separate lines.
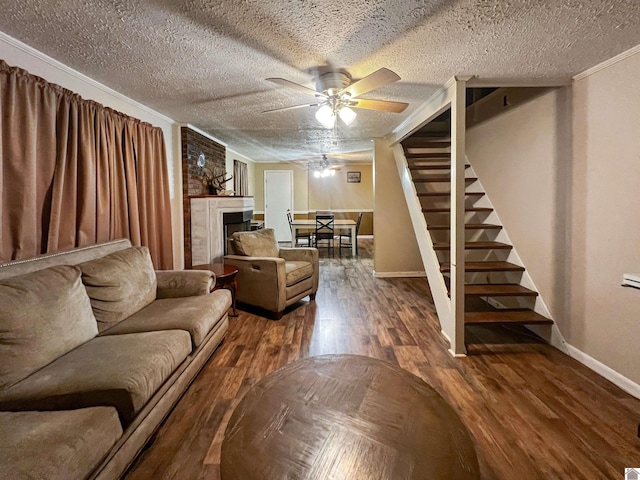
264, 170, 294, 242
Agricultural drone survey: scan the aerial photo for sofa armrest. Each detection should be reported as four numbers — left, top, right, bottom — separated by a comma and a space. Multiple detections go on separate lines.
223, 255, 287, 311
155, 270, 214, 298
279, 247, 319, 264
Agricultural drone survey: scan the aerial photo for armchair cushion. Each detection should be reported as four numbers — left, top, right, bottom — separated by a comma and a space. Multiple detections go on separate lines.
231, 228, 279, 258
79, 247, 157, 332
285, 261, 314, 286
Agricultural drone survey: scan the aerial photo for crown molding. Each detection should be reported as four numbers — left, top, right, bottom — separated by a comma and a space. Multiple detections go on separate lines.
0, 31, 175, 125
573, 44, 640, 81
181, 124, 228, 147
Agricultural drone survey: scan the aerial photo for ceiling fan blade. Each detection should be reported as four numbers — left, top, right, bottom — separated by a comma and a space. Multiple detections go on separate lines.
266, 78, 326, 97
262, 103, 320, 113
350, 98, 409, 113
342, 68, 401, 98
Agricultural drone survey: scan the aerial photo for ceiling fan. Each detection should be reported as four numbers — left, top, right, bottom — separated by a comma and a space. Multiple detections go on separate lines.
263, 68, 409, 128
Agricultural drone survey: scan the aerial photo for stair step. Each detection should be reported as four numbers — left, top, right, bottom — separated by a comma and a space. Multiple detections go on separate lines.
464, 284, 538, 297
403, 139, 451, 148
418, 191, 484, 197
412, 176, 478, 183
405, 153, 452, 159
433, 241, 512, 250
440, 261, 524, 273
408, 132, 451, 139
408, 164, 470, 170
428, 223, 502, 231
422, 207, 493, 213
465, 309, 552, 325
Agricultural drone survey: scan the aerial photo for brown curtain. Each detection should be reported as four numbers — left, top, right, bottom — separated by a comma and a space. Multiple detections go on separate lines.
234, 159, 248, 196
0, 61, 173, 268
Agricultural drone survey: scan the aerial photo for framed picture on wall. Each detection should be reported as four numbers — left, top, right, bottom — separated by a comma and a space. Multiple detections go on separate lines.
347, 171, 361, 183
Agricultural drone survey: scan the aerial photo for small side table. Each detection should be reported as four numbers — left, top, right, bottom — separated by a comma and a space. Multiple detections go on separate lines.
192, 263, 239, 317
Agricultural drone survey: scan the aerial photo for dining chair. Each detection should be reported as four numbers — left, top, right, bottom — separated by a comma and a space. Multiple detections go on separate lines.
339, 212, 363, 255
287, 210, 312, 247
314, 213, 335, 256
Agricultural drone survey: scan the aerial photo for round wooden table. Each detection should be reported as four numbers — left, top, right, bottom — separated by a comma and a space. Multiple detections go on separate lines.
221, 354, 480, 480
191, 262, 238, 316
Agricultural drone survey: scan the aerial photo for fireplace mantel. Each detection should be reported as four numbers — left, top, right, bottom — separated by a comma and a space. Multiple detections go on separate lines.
190, 196, 254, 265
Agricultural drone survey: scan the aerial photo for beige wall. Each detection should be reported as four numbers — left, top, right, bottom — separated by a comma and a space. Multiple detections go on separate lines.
570, 52, 640, 384
308, 164, 373, 211
373, 139, 423, 275
466, 52, 640, 385
253, 162, 373, 209
253, 162, 309, 213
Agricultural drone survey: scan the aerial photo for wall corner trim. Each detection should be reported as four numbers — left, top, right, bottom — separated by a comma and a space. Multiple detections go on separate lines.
573, 44, 640, 81
0, 31, 176, 125
373, 271, 426, 278
566, 344, 640, 400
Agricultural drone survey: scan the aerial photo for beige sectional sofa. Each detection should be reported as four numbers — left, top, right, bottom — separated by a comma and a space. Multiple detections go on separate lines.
0, 239, 231, 480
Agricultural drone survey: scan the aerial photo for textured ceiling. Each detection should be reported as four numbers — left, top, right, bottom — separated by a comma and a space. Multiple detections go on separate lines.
1, 0, 639, 161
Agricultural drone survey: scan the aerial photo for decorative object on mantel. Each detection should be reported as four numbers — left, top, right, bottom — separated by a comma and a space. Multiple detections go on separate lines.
347, 171, 361, 183
198, 160, 233, 195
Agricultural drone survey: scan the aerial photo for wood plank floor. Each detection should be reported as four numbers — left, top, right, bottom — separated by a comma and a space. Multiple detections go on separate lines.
125, 239, 640, 479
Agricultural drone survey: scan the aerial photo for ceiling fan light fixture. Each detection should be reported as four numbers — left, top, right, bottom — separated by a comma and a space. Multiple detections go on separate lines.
338, 106, 356, 125
315, 105, 335, 128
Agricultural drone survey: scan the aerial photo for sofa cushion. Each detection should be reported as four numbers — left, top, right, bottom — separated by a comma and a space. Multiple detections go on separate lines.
284, 261, 314, 286
102, 290, 231, 348
79, 246, 157, 332
231, 228, 279, 258
0, 265, 98, 390
0, 330, 191, 423
0, 407, 122, 480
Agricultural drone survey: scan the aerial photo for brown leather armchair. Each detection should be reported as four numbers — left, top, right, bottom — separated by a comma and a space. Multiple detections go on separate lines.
224, 229, 319, 319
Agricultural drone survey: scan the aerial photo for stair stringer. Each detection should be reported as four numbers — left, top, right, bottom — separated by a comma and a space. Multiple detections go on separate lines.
465, 157, 569, 353
392, 143, 454, 341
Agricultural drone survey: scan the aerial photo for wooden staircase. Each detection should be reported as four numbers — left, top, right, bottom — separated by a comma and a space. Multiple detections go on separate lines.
401, 136, 553, 328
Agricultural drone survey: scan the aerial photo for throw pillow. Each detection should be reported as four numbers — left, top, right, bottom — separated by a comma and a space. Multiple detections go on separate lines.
79, 246, 157, 332
0, 265, 98, 389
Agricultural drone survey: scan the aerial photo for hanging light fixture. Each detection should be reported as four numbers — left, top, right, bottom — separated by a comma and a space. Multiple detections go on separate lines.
315, 105, 335, 129
338, 106, 356, 125
310, 155, 336, 178
315, 99, 357, 129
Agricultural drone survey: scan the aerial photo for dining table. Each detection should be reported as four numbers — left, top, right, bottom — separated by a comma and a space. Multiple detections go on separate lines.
289, 218, 357, 255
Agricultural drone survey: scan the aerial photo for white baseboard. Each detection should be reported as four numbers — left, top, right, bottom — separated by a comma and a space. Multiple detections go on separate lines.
373, 271, 426, 278
566, 344, 640, 400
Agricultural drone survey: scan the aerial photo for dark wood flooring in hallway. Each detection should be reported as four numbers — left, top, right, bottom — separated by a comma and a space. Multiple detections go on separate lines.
125, 239, 640, 480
